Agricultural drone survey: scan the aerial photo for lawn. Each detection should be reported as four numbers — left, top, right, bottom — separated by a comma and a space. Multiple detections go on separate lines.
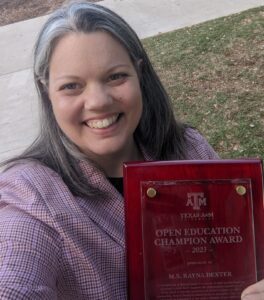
143, 6, 264, 159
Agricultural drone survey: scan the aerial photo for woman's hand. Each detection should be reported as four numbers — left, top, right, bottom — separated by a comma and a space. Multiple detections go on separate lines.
241, 279, 264, 299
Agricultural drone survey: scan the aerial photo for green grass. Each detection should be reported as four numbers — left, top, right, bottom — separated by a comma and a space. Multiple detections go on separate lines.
143, 6, 264, 159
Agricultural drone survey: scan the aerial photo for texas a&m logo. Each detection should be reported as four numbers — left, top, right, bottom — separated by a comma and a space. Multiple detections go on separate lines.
186, 192, 207, 210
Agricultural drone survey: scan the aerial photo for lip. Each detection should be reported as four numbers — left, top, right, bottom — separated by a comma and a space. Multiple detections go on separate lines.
84, 113, 120, 122
83, 113, 122, 130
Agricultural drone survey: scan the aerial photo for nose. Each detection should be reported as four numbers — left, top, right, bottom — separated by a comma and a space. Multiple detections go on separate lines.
82, 83, 112, 111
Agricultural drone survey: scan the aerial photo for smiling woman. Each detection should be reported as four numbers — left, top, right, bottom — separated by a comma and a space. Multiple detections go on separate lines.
0, 1, 220, 299
48, 32, 143, 176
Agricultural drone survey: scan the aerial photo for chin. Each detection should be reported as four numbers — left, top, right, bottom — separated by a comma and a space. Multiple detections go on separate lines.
82, 146, 123, 159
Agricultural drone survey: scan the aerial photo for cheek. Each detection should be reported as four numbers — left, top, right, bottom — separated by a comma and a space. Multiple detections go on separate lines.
51, 103, 67, 125
50, 97, 79, 125
126, 81, 143, 109
51, 103, 81, 140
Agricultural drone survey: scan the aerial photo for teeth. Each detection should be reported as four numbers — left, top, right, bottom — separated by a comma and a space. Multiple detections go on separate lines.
87, 114, 119, 129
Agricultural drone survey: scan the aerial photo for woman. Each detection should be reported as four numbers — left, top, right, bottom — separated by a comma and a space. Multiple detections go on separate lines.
0, 1, 260, 299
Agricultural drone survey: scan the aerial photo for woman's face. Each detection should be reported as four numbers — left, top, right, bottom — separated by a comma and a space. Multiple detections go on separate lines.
48, 31, 143, 169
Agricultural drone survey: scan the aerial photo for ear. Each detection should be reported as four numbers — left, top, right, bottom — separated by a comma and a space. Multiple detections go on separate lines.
39, 78, 49, 95
40, 79, 46, 85
137, 59, 143, 70
39, 78, 48, 87
136, 59, 143, 78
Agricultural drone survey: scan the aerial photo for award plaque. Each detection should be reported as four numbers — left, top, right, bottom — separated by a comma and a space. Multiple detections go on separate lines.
123, 159, 264, 300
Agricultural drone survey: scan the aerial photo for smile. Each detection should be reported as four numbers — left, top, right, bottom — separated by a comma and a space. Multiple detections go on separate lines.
86, 114, 120, 129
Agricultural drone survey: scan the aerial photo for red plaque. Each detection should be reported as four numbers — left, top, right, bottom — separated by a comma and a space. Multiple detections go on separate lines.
123, 159, 264, 300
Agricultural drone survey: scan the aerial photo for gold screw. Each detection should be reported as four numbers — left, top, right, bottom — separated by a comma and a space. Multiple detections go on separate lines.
236, 185, 246, 196
147, 187, 157, 198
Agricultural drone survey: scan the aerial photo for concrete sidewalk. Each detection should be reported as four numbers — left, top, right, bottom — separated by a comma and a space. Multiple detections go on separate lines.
0, 0, 263, 161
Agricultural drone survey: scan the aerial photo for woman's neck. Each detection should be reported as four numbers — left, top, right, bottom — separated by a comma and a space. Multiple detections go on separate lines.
99, 142, 143, 177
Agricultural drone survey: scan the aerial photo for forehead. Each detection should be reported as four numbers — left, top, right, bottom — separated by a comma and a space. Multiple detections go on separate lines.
49, 31, 132, 69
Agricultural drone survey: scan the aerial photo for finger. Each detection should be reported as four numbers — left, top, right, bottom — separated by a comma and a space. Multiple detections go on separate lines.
241, 280, 264, 300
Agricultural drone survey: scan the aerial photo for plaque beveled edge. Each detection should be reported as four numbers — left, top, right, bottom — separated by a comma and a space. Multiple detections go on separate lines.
123, 159, 264, 300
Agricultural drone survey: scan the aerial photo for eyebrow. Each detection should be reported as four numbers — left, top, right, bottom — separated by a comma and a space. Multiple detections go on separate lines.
107, 63, 131, 72
54, 75, 80, 83
53, 63, 131, 83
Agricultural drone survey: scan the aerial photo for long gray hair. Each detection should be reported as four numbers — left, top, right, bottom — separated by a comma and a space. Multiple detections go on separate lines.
2, 1, 187, 197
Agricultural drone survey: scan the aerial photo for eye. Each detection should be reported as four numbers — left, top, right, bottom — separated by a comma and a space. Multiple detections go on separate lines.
60, 83, 81, 91
108, 73, 128, 82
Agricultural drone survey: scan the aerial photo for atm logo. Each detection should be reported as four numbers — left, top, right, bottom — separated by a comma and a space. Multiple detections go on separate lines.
186, 193, 207, 210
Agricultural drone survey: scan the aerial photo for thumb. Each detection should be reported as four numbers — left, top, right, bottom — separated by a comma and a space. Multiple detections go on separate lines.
241, 280, 264, 300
